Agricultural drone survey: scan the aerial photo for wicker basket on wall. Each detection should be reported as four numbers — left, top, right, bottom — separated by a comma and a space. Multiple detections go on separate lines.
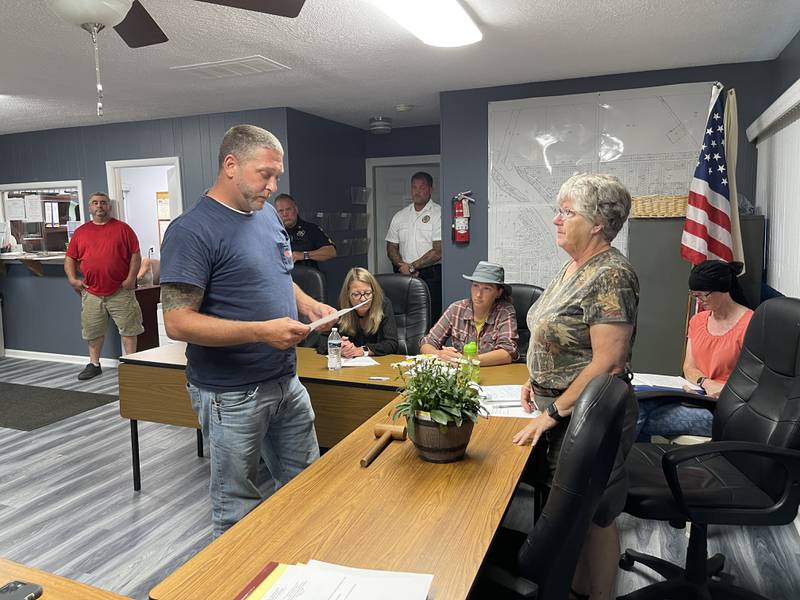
631, 194, 688, 218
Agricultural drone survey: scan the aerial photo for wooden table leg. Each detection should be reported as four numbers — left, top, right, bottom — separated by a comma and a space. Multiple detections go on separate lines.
131, 419, 141, 492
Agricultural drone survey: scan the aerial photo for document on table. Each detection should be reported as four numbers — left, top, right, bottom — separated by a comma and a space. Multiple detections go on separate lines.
254, 561, 433, 600
631, 373, 703, 392
307, 299, 369, 331
340, 356, 379, 367
478, 385, 539, 418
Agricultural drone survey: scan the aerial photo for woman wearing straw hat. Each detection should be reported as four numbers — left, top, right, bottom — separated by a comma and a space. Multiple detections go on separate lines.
513, 173, 640, 600
419, 261, 519, 366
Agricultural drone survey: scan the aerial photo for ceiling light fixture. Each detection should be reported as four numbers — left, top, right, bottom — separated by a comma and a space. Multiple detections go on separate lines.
46, 0, 134, 117
395, 103, 414, 112
371, 0, 482, 48
369, 116, 393, 134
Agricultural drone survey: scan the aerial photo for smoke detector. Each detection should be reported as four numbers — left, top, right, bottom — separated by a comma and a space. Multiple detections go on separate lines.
368, 116, 392, 135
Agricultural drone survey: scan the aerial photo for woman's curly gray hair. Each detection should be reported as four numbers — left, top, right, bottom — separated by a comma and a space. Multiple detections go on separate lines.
557, 173, 632, 242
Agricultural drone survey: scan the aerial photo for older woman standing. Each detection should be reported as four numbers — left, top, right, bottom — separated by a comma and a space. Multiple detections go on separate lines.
513, 174, 639, 600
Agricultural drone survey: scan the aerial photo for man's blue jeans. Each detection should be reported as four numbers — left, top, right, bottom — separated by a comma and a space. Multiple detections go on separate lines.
188, 375, 320, 537
635, 398, 713, 442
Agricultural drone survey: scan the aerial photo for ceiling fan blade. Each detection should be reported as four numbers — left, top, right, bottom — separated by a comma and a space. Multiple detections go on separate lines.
113, 0, 169, 48
195, 0, 306, 18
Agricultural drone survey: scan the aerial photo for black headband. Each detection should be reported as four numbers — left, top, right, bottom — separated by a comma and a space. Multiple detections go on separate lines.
688, 260, 743, 293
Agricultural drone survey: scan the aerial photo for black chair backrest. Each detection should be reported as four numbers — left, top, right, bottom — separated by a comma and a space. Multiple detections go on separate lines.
713, 297, 800, 499
518, 375, 630, 600
291, 264, 326, 304
374, 273, 430, 355
508, 283, 544, 363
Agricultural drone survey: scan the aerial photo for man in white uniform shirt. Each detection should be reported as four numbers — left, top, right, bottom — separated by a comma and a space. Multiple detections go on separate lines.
386, 171, 442, 321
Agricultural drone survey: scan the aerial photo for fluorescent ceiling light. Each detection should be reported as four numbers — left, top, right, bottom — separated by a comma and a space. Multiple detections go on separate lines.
372, 0, 482, 47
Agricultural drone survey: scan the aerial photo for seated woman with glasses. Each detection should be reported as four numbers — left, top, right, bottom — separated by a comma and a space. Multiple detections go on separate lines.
419, 261, 519, 366
636, 259, 753, 440
317, 267, 398, 357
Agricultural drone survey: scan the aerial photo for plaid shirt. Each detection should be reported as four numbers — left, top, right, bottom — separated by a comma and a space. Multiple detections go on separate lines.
421, 299, 519, 360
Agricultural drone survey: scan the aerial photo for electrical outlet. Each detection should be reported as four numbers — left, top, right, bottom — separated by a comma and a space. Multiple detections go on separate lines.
147, 246, 155, 257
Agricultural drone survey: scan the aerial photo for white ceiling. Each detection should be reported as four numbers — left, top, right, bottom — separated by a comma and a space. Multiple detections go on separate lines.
1, 0, 799, 135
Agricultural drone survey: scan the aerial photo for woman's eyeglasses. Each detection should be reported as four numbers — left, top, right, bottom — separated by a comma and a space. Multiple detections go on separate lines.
689, 291, 712, 300
350, 290, 373, 300
554, 207, 579, 220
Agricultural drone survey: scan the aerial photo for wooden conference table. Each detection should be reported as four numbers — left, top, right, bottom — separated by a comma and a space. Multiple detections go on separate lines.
0, 559, 130, 599
148, 360, 532, 600
118, 344, 404, 490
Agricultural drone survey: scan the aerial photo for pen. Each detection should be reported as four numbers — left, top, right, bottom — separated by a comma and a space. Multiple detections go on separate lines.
368, 376, 390, 381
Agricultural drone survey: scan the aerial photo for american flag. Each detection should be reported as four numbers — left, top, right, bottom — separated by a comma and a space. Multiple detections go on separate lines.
680, 86, 736, 264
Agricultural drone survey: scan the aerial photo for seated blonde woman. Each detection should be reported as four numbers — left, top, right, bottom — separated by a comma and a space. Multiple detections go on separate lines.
317, 267, 398, 357
419, 261, 518, 366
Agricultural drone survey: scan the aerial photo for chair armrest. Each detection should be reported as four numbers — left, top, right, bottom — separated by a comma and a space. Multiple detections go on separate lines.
635, 389, 717, 411
661, 441, 800, 525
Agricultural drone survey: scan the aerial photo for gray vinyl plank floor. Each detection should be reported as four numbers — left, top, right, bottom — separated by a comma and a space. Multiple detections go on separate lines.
0, 356, 119, 395
1, 357, 799, 599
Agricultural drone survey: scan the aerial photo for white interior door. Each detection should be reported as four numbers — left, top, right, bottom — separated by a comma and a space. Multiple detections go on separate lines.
372, 163, 440, 274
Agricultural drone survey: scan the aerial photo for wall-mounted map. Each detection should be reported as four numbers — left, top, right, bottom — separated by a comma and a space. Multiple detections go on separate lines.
488, 82, 712, 287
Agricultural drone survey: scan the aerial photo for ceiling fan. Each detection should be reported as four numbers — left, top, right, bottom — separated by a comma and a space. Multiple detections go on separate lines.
45, 0, 305, 117
47, 0, 307, 48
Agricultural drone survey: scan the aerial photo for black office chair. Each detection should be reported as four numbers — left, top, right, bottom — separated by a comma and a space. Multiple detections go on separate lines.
508, 283, 544, 363
291, 264, 326, 303
620, 297, 800, 600
292, 265, 326, 348
474, 374, 632, 600
375, 273, 430, 355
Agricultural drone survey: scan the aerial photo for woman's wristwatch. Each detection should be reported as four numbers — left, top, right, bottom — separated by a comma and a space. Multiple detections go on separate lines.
696, 376, 706, 387
546, 402, 567, 422
303, 251, 310, 261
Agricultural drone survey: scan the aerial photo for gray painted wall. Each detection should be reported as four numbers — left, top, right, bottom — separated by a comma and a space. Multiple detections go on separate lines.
364, 125, 440, 158
439, 60, 777, 306
0, 264, 102, 356
0, 108, 290, 358
774, 29, 800, 100
285, 109, 367, 305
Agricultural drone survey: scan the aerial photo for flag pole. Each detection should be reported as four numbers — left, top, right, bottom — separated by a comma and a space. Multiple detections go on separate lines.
724, 88, 746, 272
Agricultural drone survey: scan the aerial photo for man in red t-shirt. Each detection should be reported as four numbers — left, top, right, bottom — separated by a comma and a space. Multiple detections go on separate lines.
65, 192, 144, 380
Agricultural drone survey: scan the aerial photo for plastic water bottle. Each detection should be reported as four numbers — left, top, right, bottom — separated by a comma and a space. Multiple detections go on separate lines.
463, 341, 480, 383
327, 328, 342, 371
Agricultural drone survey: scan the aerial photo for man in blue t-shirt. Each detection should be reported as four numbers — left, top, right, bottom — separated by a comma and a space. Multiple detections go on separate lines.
159, 124, 336, 537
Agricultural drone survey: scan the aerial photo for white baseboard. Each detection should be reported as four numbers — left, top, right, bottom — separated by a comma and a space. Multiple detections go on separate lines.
4, 349, 120, 369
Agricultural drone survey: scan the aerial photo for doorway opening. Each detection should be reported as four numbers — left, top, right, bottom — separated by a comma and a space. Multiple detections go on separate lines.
105, 157, 183, 260
365, 154, 440, 274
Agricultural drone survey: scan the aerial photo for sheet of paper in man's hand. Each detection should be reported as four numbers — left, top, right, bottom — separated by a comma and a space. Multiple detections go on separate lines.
307, 299, 370, 332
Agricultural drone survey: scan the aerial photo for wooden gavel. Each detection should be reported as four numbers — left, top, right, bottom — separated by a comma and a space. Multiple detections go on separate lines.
360, 423, 407, 468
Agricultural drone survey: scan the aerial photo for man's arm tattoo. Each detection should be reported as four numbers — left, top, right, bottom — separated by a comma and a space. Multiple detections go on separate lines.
161, 283, 204, 312
387, 242, 403, 267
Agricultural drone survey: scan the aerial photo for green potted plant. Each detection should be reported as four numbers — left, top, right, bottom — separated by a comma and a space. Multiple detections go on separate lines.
391, 355, 487, 463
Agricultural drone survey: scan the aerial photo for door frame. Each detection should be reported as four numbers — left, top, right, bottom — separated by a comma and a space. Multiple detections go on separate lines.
105, 156, 183, 222
365, 154, 440, 273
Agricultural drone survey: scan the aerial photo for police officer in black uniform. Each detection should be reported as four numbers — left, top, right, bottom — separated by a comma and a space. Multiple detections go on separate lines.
274, 193, 337, 269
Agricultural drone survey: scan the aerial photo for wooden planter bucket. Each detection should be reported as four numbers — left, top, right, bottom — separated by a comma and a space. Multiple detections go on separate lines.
410, 417, 475, 463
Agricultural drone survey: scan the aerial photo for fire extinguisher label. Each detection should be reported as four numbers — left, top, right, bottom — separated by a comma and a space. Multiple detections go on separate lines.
455, 216, 469, 231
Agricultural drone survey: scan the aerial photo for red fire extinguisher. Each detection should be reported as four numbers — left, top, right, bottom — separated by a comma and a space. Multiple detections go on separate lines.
452, 190, 475, 245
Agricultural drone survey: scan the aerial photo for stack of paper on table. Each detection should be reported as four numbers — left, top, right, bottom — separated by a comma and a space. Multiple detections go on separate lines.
478, 385, 539, 419
238, 560, 433, 600
631, 373, 703, 393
